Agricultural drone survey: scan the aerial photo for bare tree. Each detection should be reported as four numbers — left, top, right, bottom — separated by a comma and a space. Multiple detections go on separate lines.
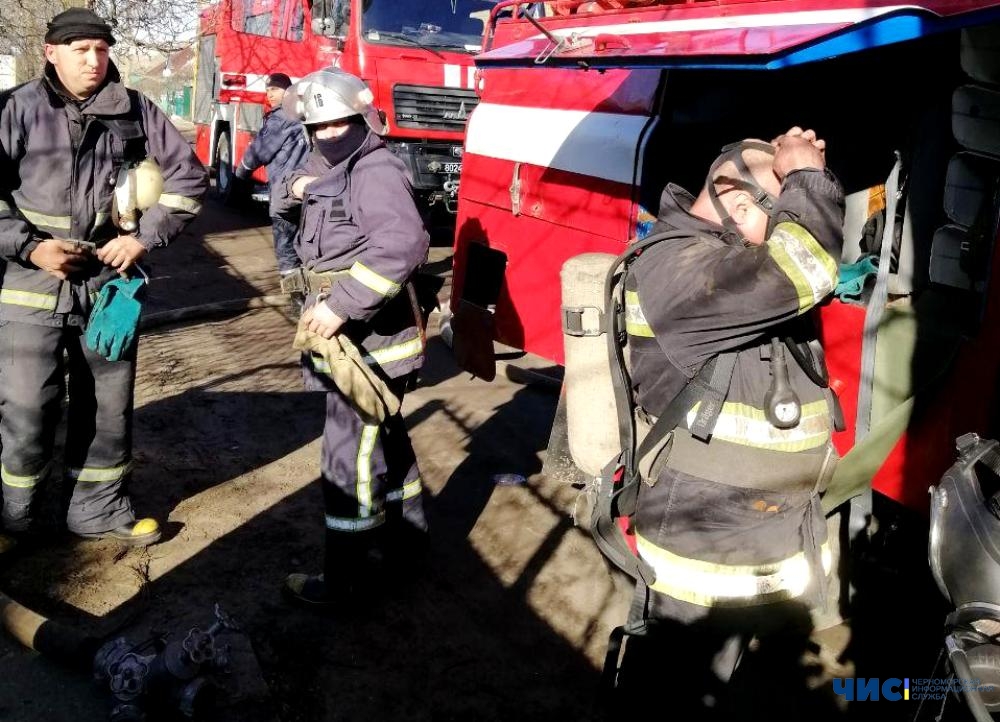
3, 0, 67, 79
95, 0, 201, 54
1, 0, 200, 81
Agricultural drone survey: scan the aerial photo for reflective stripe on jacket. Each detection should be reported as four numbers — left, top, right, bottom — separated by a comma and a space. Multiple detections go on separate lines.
275, 133, 429, 379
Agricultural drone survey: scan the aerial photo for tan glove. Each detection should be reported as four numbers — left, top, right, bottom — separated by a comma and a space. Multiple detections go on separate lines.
293, 321, 401, 423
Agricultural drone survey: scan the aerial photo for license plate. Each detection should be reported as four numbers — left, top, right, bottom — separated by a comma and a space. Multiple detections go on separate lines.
442, 162, 461, 174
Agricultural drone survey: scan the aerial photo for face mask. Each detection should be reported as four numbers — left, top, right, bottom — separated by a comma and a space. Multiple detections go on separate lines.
314, 121, 369, 167
706, 140, 778, 241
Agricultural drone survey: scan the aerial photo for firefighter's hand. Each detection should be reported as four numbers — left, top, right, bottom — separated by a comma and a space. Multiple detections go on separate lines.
29, 239, 91, 280
302, 300, 345, 339
291, 175, 318, 199
96, 235, 148, 275
771, 126, 826, 180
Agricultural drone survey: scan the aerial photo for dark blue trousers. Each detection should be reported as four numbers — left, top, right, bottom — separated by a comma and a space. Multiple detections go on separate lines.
0, 321, 136, 534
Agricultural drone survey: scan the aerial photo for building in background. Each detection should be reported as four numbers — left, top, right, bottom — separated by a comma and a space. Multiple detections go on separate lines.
121, 45, 196, 119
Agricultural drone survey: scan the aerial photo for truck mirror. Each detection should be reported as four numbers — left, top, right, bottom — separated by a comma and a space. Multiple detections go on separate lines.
309, 0, 347, 39
330, 0, 350, 38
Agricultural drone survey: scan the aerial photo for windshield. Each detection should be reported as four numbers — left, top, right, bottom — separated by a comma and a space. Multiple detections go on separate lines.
361, 0, 498, 52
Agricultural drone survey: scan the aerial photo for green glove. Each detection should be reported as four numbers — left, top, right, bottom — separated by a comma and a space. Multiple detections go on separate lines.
85, 276, 146, 362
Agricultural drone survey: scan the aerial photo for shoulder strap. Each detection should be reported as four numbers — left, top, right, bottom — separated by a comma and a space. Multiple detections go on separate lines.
605, 230, 739, 477
606, 230, 691, 462
589, 230, 738, 584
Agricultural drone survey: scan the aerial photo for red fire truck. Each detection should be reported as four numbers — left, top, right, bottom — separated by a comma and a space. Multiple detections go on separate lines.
450, 0, 1000, 516
192, 0, 497, 211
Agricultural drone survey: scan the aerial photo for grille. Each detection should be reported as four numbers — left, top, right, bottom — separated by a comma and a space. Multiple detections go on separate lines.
393, 84, 479, 132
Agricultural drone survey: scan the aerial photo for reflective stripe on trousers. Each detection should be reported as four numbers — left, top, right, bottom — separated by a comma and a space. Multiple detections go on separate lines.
320, 376, 425, 537
0, 321, 137, 534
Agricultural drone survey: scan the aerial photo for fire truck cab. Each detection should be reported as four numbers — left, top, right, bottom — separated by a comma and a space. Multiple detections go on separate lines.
451, 0, 1000, 514
193, 0, 496, 212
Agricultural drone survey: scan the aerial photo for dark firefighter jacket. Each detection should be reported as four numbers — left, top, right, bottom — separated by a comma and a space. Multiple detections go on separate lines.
274, 131, 430, 382
0, 63, 208, 327
626, 168, 845, 616
236, 105, 308, 216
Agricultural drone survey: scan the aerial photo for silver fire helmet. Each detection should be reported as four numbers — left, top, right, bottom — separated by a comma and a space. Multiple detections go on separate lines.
281, 67, 387, 136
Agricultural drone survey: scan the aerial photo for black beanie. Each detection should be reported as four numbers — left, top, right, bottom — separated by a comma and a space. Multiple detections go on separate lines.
266, 73, 292, 90
45, 8, 116, 46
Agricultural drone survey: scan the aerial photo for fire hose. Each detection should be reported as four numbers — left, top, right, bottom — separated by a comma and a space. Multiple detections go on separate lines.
0, 590, 99, 667
1, 587, 239, 721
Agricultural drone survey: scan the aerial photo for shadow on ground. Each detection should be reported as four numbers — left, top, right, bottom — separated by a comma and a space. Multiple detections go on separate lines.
0, 203, 616, 720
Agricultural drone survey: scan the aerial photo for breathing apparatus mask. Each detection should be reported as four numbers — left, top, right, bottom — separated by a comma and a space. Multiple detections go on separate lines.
705, 140, 778, 244
112, 158, 164, 232
929, 433, 1000, 718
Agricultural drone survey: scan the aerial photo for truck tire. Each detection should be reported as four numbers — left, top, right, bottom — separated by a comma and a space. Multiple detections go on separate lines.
214, 130, 234, 201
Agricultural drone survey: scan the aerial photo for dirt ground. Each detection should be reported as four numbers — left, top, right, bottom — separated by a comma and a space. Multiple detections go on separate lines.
0, 197, 631, 721
0, 166, 967, 720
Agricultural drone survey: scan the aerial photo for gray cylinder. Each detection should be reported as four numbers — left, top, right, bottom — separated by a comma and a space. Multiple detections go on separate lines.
561, 253, 619, 477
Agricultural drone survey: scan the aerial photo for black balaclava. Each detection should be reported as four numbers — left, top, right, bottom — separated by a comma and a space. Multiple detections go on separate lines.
314, 116, 369, 167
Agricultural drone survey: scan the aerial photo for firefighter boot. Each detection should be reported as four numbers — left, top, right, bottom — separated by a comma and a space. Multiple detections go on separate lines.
2, 501, 33, 535
2, 484, 37, 536
3, 491, 44, 550
283, 530, 383, 608
74, 518, 162, 547
0, 533, 16, 557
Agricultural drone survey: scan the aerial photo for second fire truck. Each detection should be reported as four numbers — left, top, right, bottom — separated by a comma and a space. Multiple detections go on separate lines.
192, 0, 497, 211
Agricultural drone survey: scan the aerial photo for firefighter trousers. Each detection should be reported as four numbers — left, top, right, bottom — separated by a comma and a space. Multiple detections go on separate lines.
614, 593, 828, 720
320, 374, 426, 586
0, 320, 137, 534
271, 215, 301, 275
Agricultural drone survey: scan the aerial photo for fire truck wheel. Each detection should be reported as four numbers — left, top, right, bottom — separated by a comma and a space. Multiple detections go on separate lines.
214, 131, 234, 202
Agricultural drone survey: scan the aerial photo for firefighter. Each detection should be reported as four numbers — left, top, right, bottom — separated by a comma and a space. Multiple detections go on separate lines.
615, 128, 844, 715
233, 72, 309, 290
0, 9, 208, 546
273, 68, 429, 607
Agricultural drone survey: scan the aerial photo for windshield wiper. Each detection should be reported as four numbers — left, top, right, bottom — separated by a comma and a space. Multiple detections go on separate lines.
371, 31, 445, 59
